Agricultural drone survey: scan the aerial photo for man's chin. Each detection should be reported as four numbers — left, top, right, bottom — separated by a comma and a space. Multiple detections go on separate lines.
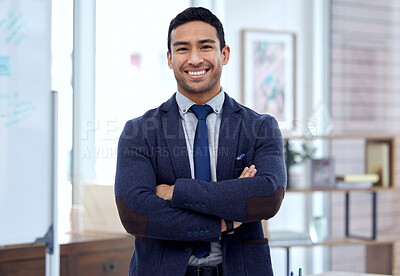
180, 84, 210, 94
181, 83, 218, 95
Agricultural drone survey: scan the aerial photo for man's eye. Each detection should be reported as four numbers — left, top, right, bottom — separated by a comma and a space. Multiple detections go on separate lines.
177, 47, 188, 51
202, 45, 212, 49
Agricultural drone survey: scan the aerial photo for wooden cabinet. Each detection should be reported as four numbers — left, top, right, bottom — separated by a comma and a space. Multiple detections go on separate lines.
0, 244, 46, 276
0, 233, 134, 276
60, 233, 134, 276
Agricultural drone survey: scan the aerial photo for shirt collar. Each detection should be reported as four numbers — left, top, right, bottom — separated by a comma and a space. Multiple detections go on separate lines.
176, 88, 225, 115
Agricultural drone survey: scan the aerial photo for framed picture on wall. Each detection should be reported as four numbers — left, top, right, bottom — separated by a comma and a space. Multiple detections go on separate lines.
242, 30, 296, 132
366, 138, 393, 188
310, 158, 335, 189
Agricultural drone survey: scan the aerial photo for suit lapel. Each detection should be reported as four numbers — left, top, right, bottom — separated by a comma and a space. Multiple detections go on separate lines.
217, 94, 242, 181
161, 94, 191, 179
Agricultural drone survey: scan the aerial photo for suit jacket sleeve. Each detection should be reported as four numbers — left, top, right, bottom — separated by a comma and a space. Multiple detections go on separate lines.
171, 115, 286, 222
115, 119, 221, 241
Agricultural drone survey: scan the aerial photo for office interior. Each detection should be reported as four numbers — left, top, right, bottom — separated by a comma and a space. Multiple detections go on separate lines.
1, 0, 400, 275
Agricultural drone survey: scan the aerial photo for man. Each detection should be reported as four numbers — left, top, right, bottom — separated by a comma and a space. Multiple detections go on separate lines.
115, 7, 286, 276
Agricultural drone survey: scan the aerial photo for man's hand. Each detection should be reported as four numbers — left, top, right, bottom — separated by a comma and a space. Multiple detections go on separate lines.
156, 184, 174, 201
238, 164, 257, 178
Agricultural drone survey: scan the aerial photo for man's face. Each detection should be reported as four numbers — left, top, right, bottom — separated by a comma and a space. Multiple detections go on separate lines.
167, 21, 230, 96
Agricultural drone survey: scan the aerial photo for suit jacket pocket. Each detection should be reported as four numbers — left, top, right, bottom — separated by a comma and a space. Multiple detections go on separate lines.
133, 237, 164, 275
243, 238, 273, 275
244, 238, 269, 245
234, 150, 255, 177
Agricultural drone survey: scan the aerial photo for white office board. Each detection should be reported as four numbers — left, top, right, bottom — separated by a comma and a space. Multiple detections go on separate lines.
0, 0, 52, 246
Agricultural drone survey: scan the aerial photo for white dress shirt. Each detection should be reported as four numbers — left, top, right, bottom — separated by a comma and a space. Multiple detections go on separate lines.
175, 89, 225, 266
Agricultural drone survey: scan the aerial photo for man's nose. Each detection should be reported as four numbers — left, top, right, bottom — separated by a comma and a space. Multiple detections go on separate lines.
188, 49, 203, 65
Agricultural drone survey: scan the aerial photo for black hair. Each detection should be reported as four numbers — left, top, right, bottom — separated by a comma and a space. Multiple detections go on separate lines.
167, 7, 226, 53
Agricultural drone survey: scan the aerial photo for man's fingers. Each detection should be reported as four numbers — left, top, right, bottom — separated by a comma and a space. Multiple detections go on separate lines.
156, 184, 174, 201
238, 167, 248, 178
233, 221, 242, 229
249, 167, 257, 177
238, 165, 256, 178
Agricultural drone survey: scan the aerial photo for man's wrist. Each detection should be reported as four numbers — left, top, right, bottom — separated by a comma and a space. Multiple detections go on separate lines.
169, 185, 174, 201
221, 219, 227, 232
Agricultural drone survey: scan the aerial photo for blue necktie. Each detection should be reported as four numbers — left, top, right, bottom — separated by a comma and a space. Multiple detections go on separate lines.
190, 104, 212, 258
191, 105, 212, 182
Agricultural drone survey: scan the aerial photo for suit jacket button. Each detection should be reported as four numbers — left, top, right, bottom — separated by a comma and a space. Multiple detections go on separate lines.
193, 231, 198, 237
195, 203, 200, 209
187, 231, 193, 238
201, 204, 206, 210
205, 230, 210, 236
184, 203, 189, 208
199, 230, 204, 237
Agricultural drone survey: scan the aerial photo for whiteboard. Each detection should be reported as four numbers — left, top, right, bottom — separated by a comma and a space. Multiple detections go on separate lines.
0, 0, 52, 246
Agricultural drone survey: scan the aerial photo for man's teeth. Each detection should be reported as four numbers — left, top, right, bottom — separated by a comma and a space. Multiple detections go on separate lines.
188, 70, 206, 76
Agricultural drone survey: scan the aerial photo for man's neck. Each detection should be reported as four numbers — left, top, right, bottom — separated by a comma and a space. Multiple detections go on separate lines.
178, 88, 221, 105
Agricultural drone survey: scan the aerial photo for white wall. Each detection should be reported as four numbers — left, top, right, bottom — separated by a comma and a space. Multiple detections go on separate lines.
223, 0, 315, 127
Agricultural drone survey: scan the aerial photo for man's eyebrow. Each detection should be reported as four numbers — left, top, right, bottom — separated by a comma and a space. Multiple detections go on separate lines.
172, 39, 216, 47
173, 41, 190, 47
199, 39, 216, 44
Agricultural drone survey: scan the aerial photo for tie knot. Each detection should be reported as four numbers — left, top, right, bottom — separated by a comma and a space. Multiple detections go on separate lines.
191, 105, 212, 120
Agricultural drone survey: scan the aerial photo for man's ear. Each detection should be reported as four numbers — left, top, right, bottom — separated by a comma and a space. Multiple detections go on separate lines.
167, 51, 173, 69
221, 45, 230, 65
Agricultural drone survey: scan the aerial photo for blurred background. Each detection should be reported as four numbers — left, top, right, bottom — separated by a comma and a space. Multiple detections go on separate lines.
1, 0, 399, 275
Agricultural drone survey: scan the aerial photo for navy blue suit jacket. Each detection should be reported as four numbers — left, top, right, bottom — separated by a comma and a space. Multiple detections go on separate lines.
115, 93, 286, 275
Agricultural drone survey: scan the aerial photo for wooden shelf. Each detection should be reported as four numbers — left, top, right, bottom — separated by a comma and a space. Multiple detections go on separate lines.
286, 187, 396, 193
269, 236, 396, 249
283, 134, 397, 140
280, 134, 398, 274
309, 271, 392, 276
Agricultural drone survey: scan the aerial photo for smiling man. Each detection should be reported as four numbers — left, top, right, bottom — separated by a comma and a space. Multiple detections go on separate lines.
115, 7, 286, 276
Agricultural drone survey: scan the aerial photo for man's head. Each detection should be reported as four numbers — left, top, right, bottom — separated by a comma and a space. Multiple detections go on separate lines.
168, 7, 225, 54
167, 7, 230, 103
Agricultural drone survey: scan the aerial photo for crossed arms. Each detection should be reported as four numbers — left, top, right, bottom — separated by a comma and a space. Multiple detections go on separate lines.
115, 115, 286, 241
156, 165, 258, 232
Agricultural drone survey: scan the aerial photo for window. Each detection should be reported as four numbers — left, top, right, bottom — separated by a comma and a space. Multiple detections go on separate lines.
95, 0, 190, 185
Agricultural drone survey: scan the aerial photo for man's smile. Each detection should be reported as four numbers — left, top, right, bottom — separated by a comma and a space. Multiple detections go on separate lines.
187, 69, 206, 76
184, 68, 210, 79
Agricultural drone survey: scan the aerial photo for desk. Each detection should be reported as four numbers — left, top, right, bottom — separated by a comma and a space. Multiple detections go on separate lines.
310, 272, 391, 276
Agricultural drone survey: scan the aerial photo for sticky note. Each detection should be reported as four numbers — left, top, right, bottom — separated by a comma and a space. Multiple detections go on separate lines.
0, 56, 11, 75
